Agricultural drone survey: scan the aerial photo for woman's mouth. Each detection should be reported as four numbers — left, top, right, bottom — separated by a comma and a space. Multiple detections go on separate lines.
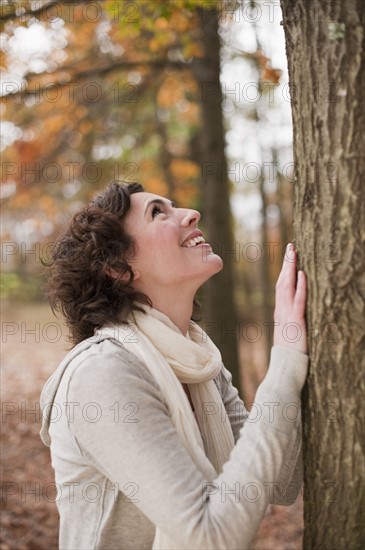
181, 236, 206, 248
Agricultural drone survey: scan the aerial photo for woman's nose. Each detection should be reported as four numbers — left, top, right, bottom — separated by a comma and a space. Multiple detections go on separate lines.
180, 208, 201, 227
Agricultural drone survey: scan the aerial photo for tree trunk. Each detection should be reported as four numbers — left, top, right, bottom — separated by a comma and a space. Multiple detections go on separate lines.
192, 6, 242, 395
258, 169, 272, 366
280, 0, 365, 547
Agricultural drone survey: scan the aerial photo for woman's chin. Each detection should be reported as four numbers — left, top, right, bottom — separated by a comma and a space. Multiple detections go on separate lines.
210, 251, 224, 267
204, 254, 224, 277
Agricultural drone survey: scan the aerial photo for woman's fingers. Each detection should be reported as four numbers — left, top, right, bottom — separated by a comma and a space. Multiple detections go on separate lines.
276, 243, 297, 302
285, 243, 298, 292
293, 270, 307, 318
273, 244, 308, 353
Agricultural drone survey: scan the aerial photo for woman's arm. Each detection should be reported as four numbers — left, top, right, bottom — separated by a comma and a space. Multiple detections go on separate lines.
219, 348, 306, 506
218, 242, 308, 504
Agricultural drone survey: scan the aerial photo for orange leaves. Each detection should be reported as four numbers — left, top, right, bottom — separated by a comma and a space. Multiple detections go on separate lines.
138, 158, 200, 207
78, 119, 93, 134
2, 0, 206, 226
167, 10, 192, 33
172, 165, 200, 207
14, 140, 41, 164
38, 195, 55, 211
253, 50, 270, 68
171, 158, 199, 181
251, 49, 283, 84
261, 66, 282, 85
145, 7, 193, 52
157, 75, 186, 107
157, 73, 198, 114
170, 159, 200, 206
155, 17, 170, 31
142, 172, 168, 198
42, 112, 66, 135
174, 184, 199, 208
10, 190, 32, 209
10, 187, 57, 217
148, 35, 171, 53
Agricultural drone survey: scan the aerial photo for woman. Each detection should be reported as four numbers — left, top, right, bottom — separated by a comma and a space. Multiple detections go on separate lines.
40, 181, 308, 550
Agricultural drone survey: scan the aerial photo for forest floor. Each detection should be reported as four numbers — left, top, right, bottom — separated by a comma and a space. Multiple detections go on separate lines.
1, 301, 303, 549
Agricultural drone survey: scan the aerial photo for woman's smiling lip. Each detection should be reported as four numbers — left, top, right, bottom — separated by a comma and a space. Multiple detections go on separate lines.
182, 242, 212, 250
181, 230, 203, 246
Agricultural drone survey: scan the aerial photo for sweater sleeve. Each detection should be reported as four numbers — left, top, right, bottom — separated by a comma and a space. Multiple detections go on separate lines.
218, 347, 307, 505
67, 342, 308, 550
216, 363, 249, 443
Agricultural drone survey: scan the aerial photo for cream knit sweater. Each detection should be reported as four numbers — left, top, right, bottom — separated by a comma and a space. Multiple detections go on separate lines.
40, 332, 308, 549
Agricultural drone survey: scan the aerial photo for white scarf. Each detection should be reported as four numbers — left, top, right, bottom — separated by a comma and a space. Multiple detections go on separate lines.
97, 305, 235, 549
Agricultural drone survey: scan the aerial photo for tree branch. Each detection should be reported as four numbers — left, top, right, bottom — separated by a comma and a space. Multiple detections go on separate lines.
0, 0, 87, 22
3, 58, 193, 100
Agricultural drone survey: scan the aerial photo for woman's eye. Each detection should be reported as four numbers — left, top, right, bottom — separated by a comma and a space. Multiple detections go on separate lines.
151, 205, 163, 218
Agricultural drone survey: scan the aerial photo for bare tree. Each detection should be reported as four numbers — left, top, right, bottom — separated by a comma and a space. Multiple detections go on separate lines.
193, 6, 241, 393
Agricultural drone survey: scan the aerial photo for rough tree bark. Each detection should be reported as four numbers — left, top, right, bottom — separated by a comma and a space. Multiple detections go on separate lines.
192, 6, 242, 394
280, 1, 365, 548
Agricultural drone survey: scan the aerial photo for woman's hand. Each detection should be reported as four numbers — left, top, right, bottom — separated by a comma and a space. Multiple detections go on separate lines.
273, 243, 308, 354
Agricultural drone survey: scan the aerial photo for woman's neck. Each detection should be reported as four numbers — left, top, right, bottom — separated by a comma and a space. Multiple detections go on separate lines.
148, 295, 194, 336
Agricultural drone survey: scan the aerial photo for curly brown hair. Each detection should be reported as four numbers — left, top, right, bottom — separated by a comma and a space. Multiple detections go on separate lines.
45, 181, 200, 346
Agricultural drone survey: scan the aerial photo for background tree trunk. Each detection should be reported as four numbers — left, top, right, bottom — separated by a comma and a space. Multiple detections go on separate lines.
193, 6, 241, 394
280, 0, 365, 547
258, 168, 272, 366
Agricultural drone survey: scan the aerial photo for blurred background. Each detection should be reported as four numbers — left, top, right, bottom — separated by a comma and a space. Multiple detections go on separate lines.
1, 1, 302, 548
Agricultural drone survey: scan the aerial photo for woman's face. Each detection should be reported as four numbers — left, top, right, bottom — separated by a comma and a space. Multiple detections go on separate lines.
123, 192, 223, 296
